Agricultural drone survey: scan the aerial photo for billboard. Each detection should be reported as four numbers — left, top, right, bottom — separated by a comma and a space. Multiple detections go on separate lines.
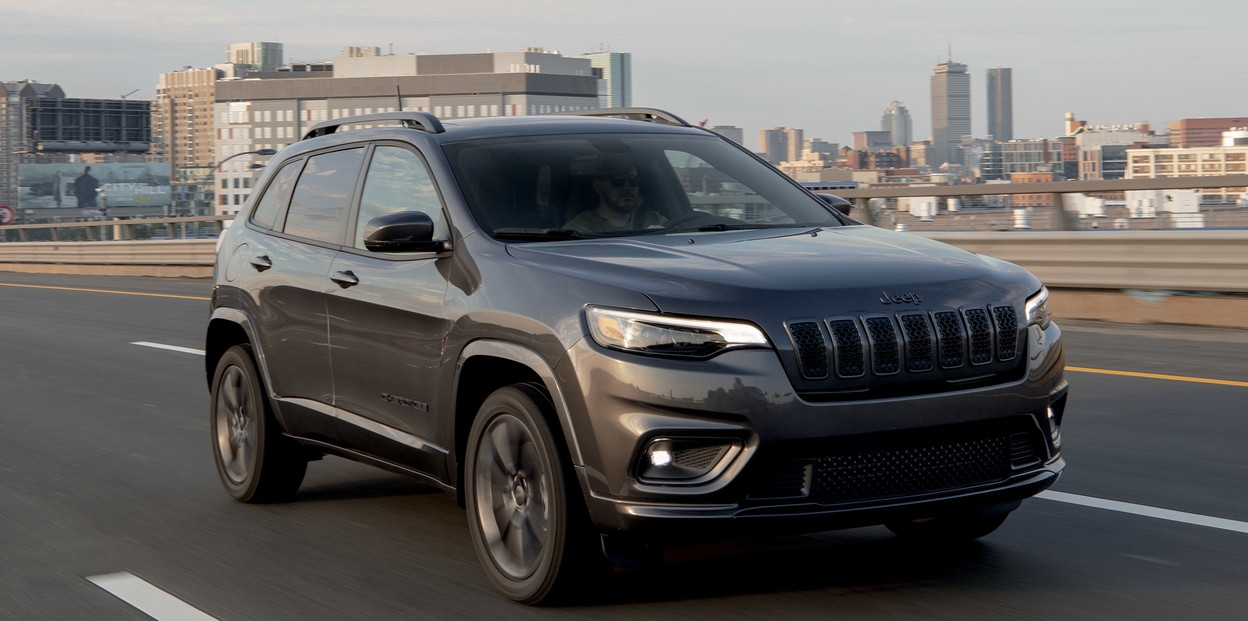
18, 163, 171, 210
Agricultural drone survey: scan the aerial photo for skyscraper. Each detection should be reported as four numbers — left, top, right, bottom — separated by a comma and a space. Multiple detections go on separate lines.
575, 50, 632, 108
987, 68, 1013, 142
758, 128, 787, 163
881, 101, 912, 147
930, 60, 970, 167
154, 67, 222, 173
226, 42, 284, 73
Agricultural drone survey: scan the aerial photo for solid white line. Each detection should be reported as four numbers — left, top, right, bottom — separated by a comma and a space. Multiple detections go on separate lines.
132, 341, 206, 356
87, 572, 217, 621
1038, 490, 1248, 535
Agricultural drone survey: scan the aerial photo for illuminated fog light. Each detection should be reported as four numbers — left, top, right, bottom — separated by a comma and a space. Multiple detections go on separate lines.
637, 438, 741, 485
650, 449, 673, 468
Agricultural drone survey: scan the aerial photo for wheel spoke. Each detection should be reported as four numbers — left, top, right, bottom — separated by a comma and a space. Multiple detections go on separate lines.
488, 421, 520, 476
221, 367, 243, 414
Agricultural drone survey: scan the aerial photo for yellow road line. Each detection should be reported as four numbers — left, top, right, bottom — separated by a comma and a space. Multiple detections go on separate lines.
1067, 366, 1248, 388
0, 282, 210, 301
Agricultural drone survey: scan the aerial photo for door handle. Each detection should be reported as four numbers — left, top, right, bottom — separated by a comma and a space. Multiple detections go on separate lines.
331, 270, 360, 288
250, 255, 272, 272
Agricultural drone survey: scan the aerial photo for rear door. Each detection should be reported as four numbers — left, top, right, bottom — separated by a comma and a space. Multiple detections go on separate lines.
249, 147, 364, 439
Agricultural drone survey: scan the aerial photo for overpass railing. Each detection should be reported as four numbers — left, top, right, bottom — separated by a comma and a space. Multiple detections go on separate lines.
1, 176, 1247, 317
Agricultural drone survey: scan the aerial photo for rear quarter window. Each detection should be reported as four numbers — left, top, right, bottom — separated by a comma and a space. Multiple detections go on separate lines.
249, 160, 302, 230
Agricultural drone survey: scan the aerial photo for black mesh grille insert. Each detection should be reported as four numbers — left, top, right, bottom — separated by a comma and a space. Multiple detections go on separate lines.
809, 435, 1012, 503
787, 322, 829, 379
992, 306, 1019, 362
964, 308, 994, 365
933, 310, 967, 369
674, 446, 728, 471
864, 317, 901, 375
826, 319, 865, 378
900, 313, 934, 373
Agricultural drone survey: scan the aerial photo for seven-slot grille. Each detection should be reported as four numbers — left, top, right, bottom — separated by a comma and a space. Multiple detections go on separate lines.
786, 305, 1020, 381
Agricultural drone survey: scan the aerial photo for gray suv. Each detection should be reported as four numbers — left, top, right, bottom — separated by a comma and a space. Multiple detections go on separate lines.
206, 108, 1067, 603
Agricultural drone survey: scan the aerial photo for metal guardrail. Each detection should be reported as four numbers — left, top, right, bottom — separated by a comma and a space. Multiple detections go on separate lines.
1, 176, 1247, 292
913, 230, 1248, 293
0, 215, 232, 242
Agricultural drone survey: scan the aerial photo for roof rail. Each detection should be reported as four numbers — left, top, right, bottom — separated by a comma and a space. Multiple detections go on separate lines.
560, 108, 692, 127
302, 111, 445, 140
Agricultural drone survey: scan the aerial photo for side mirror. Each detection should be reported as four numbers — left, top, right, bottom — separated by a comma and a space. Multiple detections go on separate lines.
816, 193, 853, 215
363, 211, 447, 253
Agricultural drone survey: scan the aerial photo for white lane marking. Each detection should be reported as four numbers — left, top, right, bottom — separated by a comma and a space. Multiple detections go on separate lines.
1039, 490, 1248, 535
132, 341, 205, 356
87, 572, 217, 621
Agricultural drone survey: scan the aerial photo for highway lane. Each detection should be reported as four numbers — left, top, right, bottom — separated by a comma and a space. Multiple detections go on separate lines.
1, 273, 1246, 620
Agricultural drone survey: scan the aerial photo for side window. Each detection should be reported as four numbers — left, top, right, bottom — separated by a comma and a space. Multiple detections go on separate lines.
354, 145, 446, 249
282, 148, 365, 244
249, 160, 302, 230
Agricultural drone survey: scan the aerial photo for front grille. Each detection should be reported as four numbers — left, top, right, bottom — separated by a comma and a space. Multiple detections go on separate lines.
786, 322, 828, 379
964, 307, 995, 365
864, 316, 901, 375
827, 319, 865, 378
787, 304, 1020, 386
747, 423, 1045, 505
932, 310, 966, 369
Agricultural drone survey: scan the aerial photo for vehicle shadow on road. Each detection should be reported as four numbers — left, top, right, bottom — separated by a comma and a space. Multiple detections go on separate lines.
294, 472, 444, 503
572, 530, 1012, 606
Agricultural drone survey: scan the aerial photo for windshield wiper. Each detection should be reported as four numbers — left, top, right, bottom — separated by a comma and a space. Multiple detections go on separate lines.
491, 227, 590, 241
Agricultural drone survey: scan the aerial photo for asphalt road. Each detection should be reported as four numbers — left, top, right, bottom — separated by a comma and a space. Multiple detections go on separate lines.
2, 273, 1246, 620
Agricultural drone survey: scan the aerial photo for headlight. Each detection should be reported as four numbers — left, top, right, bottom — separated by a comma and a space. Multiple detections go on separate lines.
585, 306, 770, 358
1025, 286, 1052, 329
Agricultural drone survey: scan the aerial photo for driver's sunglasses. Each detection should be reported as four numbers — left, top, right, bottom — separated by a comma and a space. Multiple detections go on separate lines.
608, 175, 640, 188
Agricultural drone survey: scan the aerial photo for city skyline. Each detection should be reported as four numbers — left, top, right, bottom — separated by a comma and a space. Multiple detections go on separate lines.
3, 0, 1246, 147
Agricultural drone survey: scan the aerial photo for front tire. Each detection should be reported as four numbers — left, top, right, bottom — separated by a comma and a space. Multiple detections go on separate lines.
210, 344, 307, 503
465, 385, 604, 604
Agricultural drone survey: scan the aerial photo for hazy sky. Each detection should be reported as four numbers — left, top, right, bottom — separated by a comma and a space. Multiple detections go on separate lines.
4, 0, 1246, 149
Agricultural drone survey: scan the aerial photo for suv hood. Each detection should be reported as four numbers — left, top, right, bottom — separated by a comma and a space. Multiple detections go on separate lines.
508, 226, 1039, 319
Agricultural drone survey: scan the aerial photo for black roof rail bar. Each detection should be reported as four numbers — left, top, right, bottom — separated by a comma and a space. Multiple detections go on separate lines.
302, 111, 445, 140
560, 108, 692, 127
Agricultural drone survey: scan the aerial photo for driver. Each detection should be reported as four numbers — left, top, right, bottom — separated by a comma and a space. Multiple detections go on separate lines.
564, 162, 666, 233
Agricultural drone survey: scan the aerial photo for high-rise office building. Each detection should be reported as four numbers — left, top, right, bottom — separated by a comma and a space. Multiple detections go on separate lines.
881, 101, 912, 147
575, 50, 632, 108
930, 60, 970, 167
227, 42, 284, 73
759, 128, 787, 164
757, 128, 804, 164
987, 68, 1013, 142
783, 128, 804, 162
154, 67, 222, 172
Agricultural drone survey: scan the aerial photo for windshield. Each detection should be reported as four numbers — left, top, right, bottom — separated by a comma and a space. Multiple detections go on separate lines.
442, 132, 842, 239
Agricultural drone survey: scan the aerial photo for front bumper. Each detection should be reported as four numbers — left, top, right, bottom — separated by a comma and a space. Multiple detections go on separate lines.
555, 319, 1067, 538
